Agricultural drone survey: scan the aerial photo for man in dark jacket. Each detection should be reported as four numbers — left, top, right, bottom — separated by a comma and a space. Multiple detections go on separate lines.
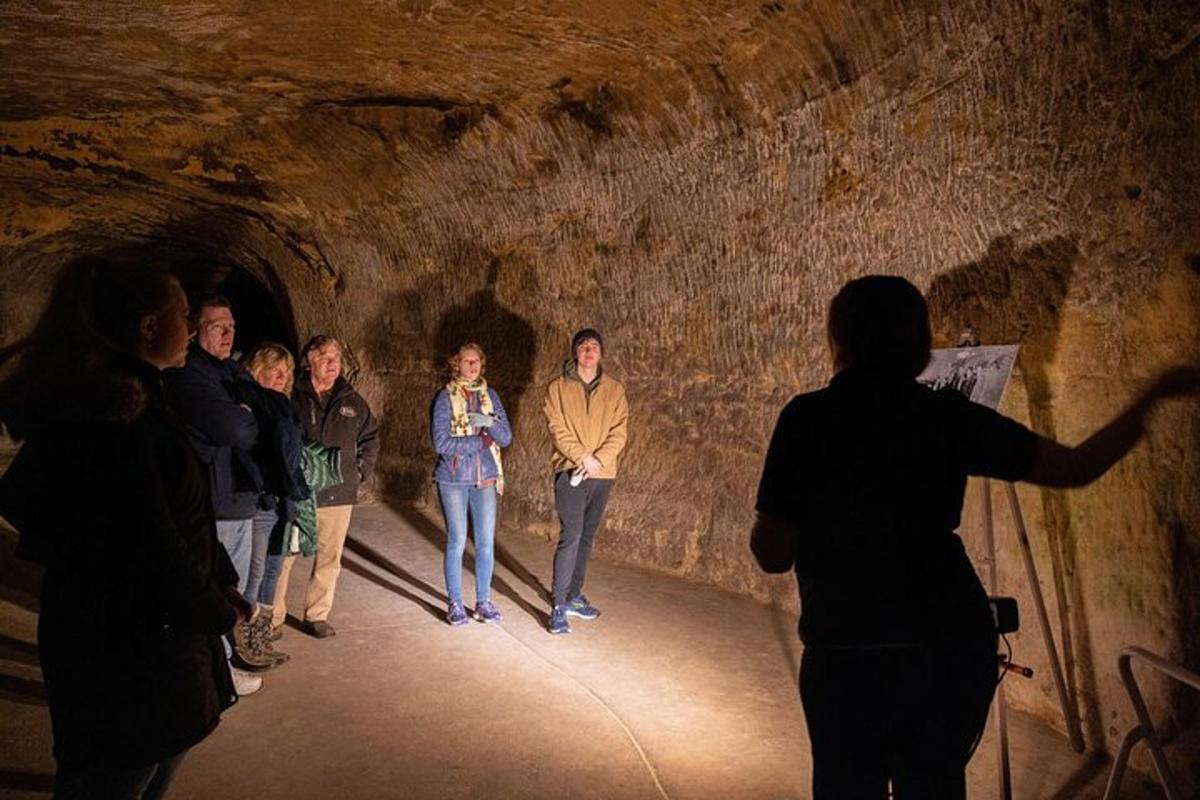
272, 334, 379, 638
164, 294, 266, 693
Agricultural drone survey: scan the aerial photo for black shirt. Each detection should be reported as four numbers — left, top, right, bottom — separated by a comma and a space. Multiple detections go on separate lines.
755, 367, 1037, 647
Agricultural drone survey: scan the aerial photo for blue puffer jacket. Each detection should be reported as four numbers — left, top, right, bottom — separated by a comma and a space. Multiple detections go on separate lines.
431, 387, 512, 486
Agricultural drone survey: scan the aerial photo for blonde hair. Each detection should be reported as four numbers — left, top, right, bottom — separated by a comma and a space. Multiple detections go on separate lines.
447, 342, 486, 378
243, 341, 295, 395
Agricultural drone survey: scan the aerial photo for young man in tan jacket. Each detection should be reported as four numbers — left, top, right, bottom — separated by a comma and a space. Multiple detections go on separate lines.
543, 329, 628, 634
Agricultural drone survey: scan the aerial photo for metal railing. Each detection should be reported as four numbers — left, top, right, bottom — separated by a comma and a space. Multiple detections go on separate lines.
1102, 646, 1198, 800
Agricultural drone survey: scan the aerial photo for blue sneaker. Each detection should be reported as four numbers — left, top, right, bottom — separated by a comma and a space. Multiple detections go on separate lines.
446, 601, 469, 626
565, 594, 601, 620
474, 600, 503, 623
548, 605, 572, 635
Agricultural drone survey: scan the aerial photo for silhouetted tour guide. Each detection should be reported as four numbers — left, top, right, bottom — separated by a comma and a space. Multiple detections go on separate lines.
751, 275, 1199, 800
0, 259, 251, 800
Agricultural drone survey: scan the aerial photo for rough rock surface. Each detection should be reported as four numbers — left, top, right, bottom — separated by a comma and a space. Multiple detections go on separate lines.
2, 0, 1198, 779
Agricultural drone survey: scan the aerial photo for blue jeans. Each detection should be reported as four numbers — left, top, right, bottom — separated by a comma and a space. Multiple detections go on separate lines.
216, 517, 253, 659
245, 508, 284, 605
437, 483, 497, 605
54, 750, 187, 800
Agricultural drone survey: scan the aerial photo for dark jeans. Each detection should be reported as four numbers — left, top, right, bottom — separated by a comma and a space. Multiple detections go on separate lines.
799, 637, 997, 800
551, 472, 613, 607
54, 751, 187, 800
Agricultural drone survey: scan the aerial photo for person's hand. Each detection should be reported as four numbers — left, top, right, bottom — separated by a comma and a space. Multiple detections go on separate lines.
582, 454, 603, 478
223, 586, 254, 623
1144, 366, 1200, 403
468, 412, 496, 428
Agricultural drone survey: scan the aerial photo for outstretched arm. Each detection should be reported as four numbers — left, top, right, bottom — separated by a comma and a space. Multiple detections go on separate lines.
1025, 366, 1200, 488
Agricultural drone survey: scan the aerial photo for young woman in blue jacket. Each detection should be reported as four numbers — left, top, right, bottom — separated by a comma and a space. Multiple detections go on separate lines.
430, 342, 512, 625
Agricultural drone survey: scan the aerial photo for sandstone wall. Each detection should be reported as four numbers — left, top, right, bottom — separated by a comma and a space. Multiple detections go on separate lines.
2, 0, 1198, 776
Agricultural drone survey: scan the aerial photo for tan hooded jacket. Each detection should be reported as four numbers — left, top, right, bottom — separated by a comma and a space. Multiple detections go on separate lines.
543, 361, 628, 479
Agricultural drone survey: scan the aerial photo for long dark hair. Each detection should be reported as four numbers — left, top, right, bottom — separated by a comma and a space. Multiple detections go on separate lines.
0, 257, 178, 438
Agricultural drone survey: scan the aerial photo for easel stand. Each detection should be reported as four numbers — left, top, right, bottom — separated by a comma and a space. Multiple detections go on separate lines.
979, 477, 1085, 800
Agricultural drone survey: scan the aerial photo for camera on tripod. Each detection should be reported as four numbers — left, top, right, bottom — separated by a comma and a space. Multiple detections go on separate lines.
988, 596, 1019, 634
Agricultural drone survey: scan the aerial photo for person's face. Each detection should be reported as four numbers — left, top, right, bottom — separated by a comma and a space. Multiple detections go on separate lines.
258, 360, 292, 393
575, 338, 601, 370
457, 348, 483, 381
142, 280, 192, 370
307, 343, 342, 385
196, 304, 235, 360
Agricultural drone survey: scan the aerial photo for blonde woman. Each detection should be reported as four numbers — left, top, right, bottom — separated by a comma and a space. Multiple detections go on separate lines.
237, 342, 310, 667
430, 342, 512, 625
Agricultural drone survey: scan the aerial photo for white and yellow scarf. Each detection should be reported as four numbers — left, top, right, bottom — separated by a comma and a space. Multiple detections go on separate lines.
447, 376, 505, 495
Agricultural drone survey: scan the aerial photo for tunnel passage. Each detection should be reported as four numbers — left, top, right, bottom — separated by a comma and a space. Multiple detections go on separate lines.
175, 260, 297, 359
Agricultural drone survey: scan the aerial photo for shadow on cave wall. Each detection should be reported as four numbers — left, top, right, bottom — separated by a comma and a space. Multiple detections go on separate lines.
926, 234, 1099, 740
370, 257, 538, 503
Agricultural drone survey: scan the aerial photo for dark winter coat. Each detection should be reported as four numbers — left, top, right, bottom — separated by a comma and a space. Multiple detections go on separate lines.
163, 344, 263, 520
0, 356, 238, 771
240, 382, 310, 524
293, 374, 379, 507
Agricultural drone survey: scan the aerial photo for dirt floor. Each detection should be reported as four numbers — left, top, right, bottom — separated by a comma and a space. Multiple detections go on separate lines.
0, 502, 1170, 799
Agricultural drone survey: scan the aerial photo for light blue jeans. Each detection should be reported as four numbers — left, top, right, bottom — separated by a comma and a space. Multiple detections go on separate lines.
245, 508, 284, 605
216, 517, 253, 659
437, 483, 497, 605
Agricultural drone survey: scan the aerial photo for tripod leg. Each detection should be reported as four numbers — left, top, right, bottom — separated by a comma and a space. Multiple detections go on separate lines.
980, 479, 1012, 799
1004, 481, 1085, 752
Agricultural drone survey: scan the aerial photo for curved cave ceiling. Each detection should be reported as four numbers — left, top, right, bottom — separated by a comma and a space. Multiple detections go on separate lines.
3, 0, 1200, 761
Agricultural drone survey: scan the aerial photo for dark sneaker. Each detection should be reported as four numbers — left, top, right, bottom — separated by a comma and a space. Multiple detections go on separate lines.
446, 601, 469, 626
548, 605, 572, 635
301, 619, 336, 639
565, 594, 601, 620
473, 600, 503, 623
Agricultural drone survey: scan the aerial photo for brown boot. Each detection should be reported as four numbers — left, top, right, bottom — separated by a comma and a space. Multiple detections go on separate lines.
252, 604, 290, 665
230, 616, 274, 672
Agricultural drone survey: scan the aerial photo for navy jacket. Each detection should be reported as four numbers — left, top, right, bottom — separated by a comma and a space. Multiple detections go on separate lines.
164, 344, 263, 520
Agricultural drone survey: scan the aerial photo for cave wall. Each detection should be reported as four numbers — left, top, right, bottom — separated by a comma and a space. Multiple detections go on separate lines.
2, 0, 1199, 772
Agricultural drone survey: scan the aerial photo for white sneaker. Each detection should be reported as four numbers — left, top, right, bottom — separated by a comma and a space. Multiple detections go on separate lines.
231, 667, 263, 697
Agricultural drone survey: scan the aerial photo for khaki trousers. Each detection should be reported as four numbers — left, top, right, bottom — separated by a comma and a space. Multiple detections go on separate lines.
272, 504, 354, 626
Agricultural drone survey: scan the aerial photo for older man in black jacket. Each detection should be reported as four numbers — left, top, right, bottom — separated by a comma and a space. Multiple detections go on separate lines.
271, 334, 379, 639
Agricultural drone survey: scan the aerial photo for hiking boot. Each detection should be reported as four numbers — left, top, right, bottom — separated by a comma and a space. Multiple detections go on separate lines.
231, 667, 263, 697
229, 623, 274, 672
250, 606, 289, 665
473, 599, 503, 623
565, 594, 601, 620
269, 624, 284, 642
301, 619, 336, 639
446, 601, 469, 626
548, 605, 572, 635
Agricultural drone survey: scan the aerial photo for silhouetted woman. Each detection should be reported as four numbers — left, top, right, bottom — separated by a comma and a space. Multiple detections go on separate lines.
431, 342, 512, 625
0, 258, 248, 799
751, 275, 1197, 800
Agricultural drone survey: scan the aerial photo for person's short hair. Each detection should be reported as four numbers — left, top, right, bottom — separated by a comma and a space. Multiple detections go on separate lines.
300, 334, 341, 363
447, 342, 487, 378
827, 275, 932, 378
242, 342, 296, 395
190, 292, 231, 326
